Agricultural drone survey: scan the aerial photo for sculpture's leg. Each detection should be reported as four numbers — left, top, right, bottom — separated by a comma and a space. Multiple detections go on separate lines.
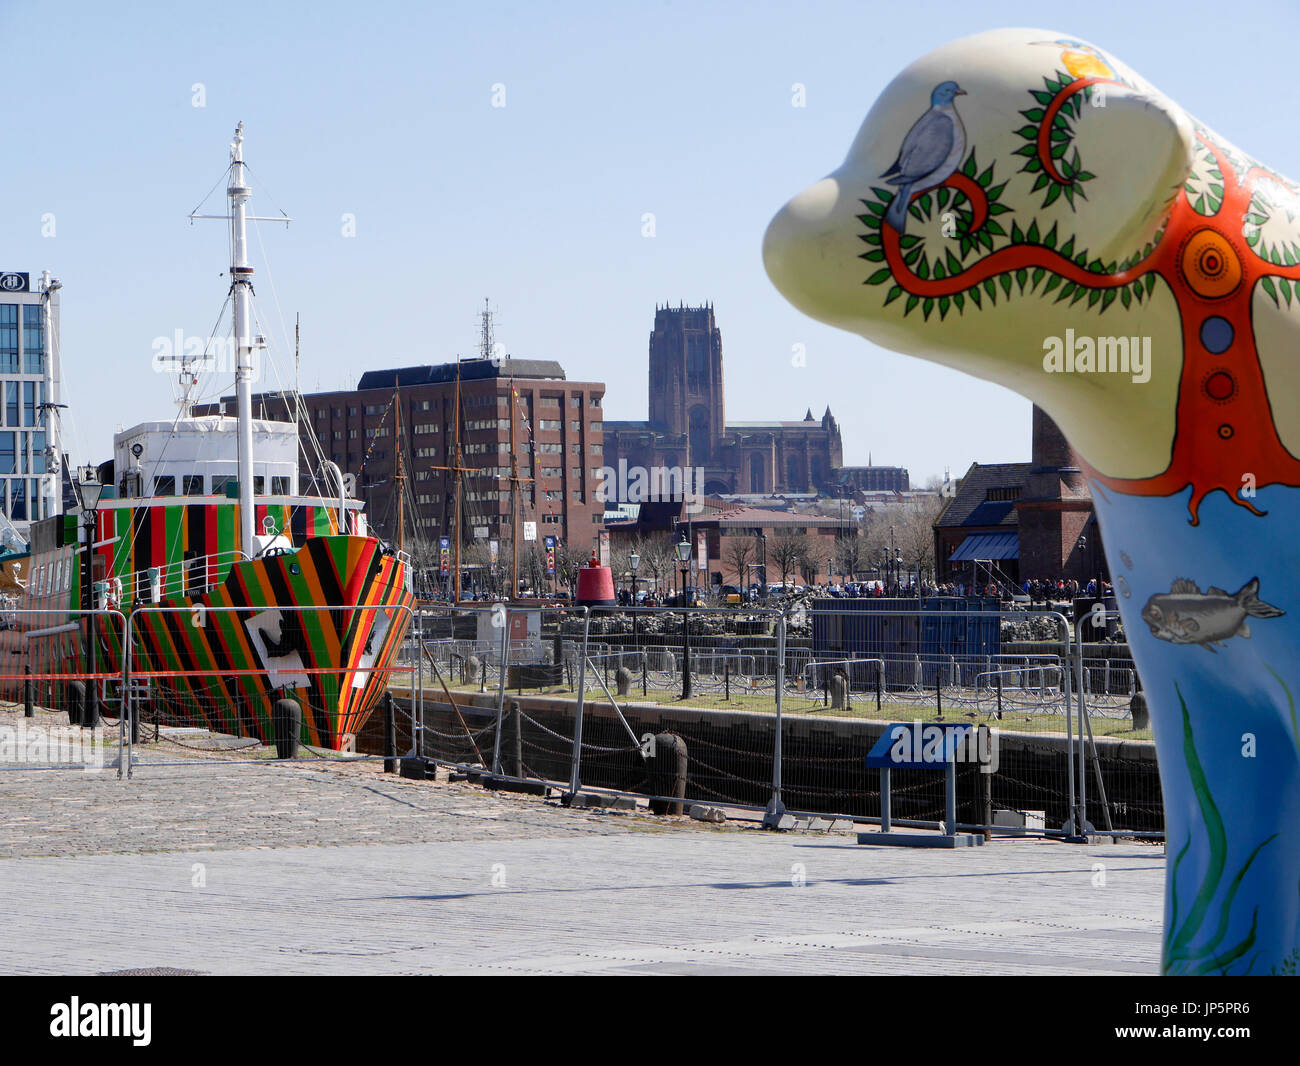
1097, 485, 1300, 975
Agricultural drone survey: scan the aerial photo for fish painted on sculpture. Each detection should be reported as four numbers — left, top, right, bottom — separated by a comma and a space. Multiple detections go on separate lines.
1141, 577, 1284, 651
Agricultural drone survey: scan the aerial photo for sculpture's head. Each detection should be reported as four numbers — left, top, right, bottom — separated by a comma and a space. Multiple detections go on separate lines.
764, 27, 1300, 520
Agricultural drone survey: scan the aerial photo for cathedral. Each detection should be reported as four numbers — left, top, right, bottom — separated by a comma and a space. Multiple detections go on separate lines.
603, 305, 906, 499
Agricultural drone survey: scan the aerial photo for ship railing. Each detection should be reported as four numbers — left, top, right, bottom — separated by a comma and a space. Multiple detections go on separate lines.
114, 549, 251, 604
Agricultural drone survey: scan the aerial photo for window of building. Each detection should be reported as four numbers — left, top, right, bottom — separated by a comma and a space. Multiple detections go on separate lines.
570, 420, 580, 432
4, 382, 16, 427
589, 443, 602, 455
570, 396, 581, 409
0, 306, 17, 374
590, 395, 601, 408
153, 475, 176, 496
23, 381, 38, 426
986, 486, 1022, 502
538, 419, 561, 431
22, 305, 43, 374
0, 431, 13, 474
211, 475, 235, 496
184, 474, 204, 495
590, 421, 602, 432
572, 467, 582, 479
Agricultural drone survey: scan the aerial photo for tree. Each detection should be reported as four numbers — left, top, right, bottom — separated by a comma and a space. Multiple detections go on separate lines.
894, 496, 945, 585
637, 534, 677, 598
769, 531, 808, 587
556, 543, 588, 592
833, 529, 867, 581
724, 538, 754, 586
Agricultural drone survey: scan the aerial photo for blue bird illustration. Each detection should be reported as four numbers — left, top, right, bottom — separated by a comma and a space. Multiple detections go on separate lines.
882, 81, 968, 234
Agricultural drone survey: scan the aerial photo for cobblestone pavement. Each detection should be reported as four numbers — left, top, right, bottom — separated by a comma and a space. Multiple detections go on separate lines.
0, 706, 1166, 975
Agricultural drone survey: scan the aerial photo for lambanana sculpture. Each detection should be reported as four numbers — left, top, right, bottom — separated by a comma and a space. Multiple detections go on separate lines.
764, 27, 1300, 975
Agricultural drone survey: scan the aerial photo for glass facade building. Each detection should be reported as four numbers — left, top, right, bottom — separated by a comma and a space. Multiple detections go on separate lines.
0, 272, 57, 530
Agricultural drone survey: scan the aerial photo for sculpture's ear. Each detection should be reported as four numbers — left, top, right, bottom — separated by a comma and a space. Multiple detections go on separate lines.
763, 81, 1193, 335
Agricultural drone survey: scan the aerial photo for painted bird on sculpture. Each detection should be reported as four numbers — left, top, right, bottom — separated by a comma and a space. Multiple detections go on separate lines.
882, 80, 968, 234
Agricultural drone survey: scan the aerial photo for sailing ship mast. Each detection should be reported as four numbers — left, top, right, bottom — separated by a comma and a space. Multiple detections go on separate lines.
509, 368, 519, 601
452, 361, 463, 602
393, 377, 405, 556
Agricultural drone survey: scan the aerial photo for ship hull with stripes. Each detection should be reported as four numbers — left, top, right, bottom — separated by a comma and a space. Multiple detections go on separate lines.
1, 497, 415, 750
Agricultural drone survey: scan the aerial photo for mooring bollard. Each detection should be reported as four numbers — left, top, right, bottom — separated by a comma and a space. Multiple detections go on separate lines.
648, 732, 688, 816
383, 692, 397, 774
272, 697, 301, 759
511, 699, 523, 778
67, 680, 85, 728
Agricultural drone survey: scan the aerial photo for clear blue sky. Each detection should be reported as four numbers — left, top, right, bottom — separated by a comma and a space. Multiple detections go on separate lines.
4, 0, 1297, 483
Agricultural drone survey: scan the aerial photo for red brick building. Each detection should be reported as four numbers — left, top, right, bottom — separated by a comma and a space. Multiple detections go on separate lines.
203, 358, 607, 554
934, 407, 1105, 586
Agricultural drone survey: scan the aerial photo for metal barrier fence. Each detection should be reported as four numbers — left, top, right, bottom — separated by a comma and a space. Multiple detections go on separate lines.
397, 602, 1160, 837
0, 599, 1161, 837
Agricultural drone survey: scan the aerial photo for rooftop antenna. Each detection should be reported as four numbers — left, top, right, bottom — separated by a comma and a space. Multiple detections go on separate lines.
479, 298, 496, 362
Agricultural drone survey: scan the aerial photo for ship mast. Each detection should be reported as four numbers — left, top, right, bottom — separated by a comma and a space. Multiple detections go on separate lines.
229, 123, 258, 557
453, 361, 463, 602
187, 124, 290, 554
393, 378, 405, 556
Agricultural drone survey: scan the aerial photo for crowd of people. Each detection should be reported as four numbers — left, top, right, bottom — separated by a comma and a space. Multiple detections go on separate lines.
1021, 577, 1114, 603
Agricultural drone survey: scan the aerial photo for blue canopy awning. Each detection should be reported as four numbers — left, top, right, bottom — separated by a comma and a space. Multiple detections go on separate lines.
949, 531, 1019, 562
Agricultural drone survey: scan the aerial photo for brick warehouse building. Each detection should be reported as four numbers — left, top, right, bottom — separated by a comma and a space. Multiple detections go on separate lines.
933, 406, 1105, 587
201, 358, 607, 553
603, 304, 908, 498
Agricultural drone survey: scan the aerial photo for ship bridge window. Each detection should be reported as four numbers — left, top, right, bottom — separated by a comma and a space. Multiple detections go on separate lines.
183, 475, 204, 496
254, 476, 265, 495
153, 476, 175, 496
211, 475, 235, 496
272, 476, 290, 495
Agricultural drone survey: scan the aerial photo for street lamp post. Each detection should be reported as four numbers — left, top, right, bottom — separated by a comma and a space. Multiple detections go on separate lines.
629, 549, 641, 651
676, 534, 692, 698
75, 467, 106, 730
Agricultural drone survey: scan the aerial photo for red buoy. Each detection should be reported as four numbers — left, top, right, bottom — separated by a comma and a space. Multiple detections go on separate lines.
575, 550, 616, 606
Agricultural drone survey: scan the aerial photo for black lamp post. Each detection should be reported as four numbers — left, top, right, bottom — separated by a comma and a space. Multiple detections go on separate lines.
629, 549, 640, 650
75, 467, 106, 729
676, 534, 692, 698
